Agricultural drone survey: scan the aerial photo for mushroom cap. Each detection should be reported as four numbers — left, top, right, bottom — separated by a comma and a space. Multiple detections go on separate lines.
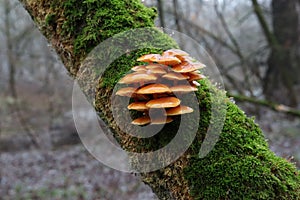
172, 61, 205, 73
187, 72, 206, 81
137, 54, 161, 62
136, 83, 171, 94
162, 72, 189, 81
115, 87, 137, 97
131, 116, 151, 125
147, 67, 167, 74
170, 85, 198, 93
131, 65, 147, 72
162, 49, 189, 57
146, 97, 181, 108
119, 73, 157, 84
180, 56, 199, 63
166, 105, 194, 116
155, 56, 182, 66
145, 63, 168, 70
127, 102, 148, 111
151, 116, 173, 124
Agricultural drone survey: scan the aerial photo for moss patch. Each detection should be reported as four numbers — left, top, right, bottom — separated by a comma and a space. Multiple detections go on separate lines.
184, 92, 300, 199
62, 0, 157, 56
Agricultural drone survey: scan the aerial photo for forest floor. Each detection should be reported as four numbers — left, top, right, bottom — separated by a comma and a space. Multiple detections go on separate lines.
0, 106, 299, 200
0, 144, 158, 200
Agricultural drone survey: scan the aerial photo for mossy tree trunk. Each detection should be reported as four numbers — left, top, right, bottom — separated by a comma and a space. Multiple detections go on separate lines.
19, 0, 300, 199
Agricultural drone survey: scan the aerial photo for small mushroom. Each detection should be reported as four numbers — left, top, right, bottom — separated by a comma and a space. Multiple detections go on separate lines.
137, 54, 161, 63
146, 67, 167, 75
166, 105, 194, 116
162, 72, 189, 81
155, 56, 182, 66
131, 116, 151, 125
127, 102, 148, 111
146, 97, 181, 108
131, 65, 147, 72
162, 49, 189, 57
119, 73, 157, 84
146, 63, 169, 70
172, 61, 205, 73
170, 85, 198, 93
136, 83, 172, 94
115, 87, 137, 97
187, 71, 206, 81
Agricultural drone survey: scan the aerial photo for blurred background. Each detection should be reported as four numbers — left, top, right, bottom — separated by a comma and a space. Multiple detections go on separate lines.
0, 0, 299, 199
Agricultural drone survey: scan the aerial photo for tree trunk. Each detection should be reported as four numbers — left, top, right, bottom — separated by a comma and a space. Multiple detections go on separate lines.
263, 0, 300, 107
18, 0, 300, 199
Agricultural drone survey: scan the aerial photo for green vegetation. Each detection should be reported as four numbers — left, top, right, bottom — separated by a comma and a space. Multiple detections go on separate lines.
185, 92, 300, 199
62, 0, 157, 55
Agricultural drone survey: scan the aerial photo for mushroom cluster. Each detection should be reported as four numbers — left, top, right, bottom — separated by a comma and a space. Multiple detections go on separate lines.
115, 49, 206, 126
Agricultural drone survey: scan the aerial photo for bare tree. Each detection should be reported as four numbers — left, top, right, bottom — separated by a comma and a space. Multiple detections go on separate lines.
252, 0, 300, 107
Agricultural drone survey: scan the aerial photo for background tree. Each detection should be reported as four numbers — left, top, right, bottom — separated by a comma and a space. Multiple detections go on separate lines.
17, 0, 300, 199
258, 0, 300, 106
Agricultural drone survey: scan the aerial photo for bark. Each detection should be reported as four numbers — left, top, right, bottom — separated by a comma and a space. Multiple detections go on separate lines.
18, 0, 300, 199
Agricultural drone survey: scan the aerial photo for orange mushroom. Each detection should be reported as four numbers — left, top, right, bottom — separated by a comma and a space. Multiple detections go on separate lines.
172, 61, 205, 73
162, 49, 189, 57
119, 72, 157, 84
116, 49, 206, 125
162, 72, 189, 81
127, 102, 148, 111
170, 85, 198, 93
137, 54, 161, 63
166, 105, 194, 116
136, 83, 172, 94
146, 97, 181, 108
187, 71, 206, 81
131, 116, 151, 125
115, 87, 137, 97
146, 67, 167, 75
131, 65, 147, 72
155, 56, 182, 66
145, 63, 169, 70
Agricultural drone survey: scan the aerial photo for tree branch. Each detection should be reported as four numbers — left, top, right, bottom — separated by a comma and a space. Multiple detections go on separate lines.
228, 93, 300, 118
251, 0, 279, 47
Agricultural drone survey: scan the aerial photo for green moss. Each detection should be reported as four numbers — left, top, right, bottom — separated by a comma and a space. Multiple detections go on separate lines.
184, 83, 300, 199
62, 0, 157, 55
99, 29, 178, 87
45, 13, 56, 26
